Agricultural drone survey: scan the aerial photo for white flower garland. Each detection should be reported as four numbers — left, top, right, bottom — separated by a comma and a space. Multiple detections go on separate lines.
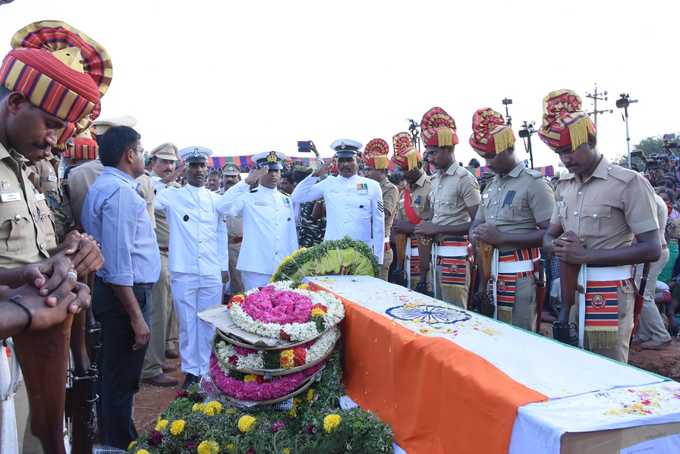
229, 282, 344, 342
215, 327, 340, 371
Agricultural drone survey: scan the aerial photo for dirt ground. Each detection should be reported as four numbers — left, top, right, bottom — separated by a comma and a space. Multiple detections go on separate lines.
133, 337, 680, 432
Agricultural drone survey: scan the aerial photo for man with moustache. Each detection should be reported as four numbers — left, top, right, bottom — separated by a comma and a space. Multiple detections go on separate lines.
468, 108, 554, 330
391, 132, 433, 292
363, 139, 399, 280
154, 146, 228, 387
81, 126, 160, 448
292, 139, 385, 265
0, 20, 107, 452
141, 143, 180, 386
218, 151, 299, 290
414, 107, 481, 308
541, 89, 660, 363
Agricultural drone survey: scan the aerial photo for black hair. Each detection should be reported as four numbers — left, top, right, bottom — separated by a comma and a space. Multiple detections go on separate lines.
468, 158, 480, 168
208, 169, 221, 178
388, 171, 404, 186
281, 172, 295, 184
99, 126, 141, 167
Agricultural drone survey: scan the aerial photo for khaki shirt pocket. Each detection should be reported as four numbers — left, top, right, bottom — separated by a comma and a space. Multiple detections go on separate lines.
0, 213, 32, 253
580, 205, 612, 235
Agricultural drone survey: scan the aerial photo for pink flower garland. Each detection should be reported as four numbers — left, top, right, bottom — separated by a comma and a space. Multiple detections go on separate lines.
241, 286, 313, 324
209, 354, 323, 401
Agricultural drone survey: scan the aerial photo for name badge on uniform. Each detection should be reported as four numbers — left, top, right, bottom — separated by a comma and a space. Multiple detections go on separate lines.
414, 195, 422, 204
356, 183, 368, 194
47, 175, 58, 182
35, 193, 46, 202
1, 192, 21, 203
502, 191, 516, 207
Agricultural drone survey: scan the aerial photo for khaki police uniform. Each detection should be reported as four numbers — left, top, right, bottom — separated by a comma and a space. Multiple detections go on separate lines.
551, 156, 659, 362
429, 162, 481, 307
397, 171, 432, 290
635, 194, 672, 345
379, 178, 399, 281
0, 144, 51, 454
475, 162, 554, 330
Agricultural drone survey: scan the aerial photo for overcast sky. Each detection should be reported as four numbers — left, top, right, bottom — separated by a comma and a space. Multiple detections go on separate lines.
2, 0, 678, 168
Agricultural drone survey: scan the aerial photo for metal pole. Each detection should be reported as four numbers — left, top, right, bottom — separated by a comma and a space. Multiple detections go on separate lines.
624, 106, 631, 168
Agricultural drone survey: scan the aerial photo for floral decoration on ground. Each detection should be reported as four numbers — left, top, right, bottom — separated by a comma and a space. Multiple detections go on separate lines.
209, 354, 324, 402
228, 281, 344, 342
271, 236, 380, 283
215, 327, 340, 372
129, 350, 394, 454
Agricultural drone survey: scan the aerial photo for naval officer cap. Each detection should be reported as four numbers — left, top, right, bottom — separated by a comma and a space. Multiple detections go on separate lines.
331, 139, 362, 158
252, 150, 286, 170
179, 146, 212, 164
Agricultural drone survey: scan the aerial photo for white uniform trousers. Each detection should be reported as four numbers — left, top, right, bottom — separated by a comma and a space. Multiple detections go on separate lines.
0, 348, 19, 454
240, 271, 272, 292
170, 273, 221, 376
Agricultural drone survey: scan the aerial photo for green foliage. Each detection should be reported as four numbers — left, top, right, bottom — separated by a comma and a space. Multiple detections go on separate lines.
129, 349, 393, 454
271, 237, 380, 283
635, 136, 666, 156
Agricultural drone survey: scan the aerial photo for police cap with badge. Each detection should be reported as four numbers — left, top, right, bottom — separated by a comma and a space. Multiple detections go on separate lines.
222, 163, 240, 176
179, 146, 212, 164
331, 139, 362, 158
252, 150, 286, 171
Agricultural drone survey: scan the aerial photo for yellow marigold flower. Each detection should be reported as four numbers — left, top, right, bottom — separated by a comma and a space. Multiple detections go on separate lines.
127, 441, 137, 450
202, 400, 223, 416
225, 443, 237, 454
323, 414, 342, 433
170, 419, 186, 436
154, 418, 169, 431
288, 406, 297, 417
306, 388, 316, 402
243, 374, 258, 383
297, 283, 310, 290
237, 414, 257, 433
192, 403, 204, 412
197, 440, 220, 454
136, 450, 149, 454
280, 350, 295, 368
310, 307, 325, 318
282, 449, 291, 454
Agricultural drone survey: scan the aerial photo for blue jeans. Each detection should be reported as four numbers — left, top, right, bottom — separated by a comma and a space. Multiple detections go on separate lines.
93, 277, 151, 449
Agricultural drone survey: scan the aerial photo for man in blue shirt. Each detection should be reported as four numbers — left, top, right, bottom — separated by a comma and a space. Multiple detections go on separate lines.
81, 126, 161, 449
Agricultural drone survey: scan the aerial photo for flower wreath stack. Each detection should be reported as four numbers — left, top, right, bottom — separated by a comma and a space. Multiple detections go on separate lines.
210, 281, 345, 404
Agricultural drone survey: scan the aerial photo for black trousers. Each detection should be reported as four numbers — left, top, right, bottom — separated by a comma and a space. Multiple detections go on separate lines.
93, 278, 151, 449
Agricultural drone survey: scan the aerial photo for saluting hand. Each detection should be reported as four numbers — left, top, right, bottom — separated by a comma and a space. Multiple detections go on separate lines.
245, 167, 266, 186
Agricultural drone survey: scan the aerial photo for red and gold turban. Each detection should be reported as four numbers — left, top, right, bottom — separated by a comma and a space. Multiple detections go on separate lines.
363, 138, 390, 170
0, 21, 112, 144
392, 132, 420, 171
63, 128, 98, 162
538, 89, 596, 152
420, 106, 458, 147
469, 108, 515, 157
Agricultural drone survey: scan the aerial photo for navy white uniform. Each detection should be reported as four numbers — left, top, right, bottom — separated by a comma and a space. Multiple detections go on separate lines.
291, 139, 385, 264
217, 151, 298, 290
154, 146, 228, 378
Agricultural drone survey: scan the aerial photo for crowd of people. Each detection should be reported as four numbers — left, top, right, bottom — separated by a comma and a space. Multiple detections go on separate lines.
0, 19, 678, 454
